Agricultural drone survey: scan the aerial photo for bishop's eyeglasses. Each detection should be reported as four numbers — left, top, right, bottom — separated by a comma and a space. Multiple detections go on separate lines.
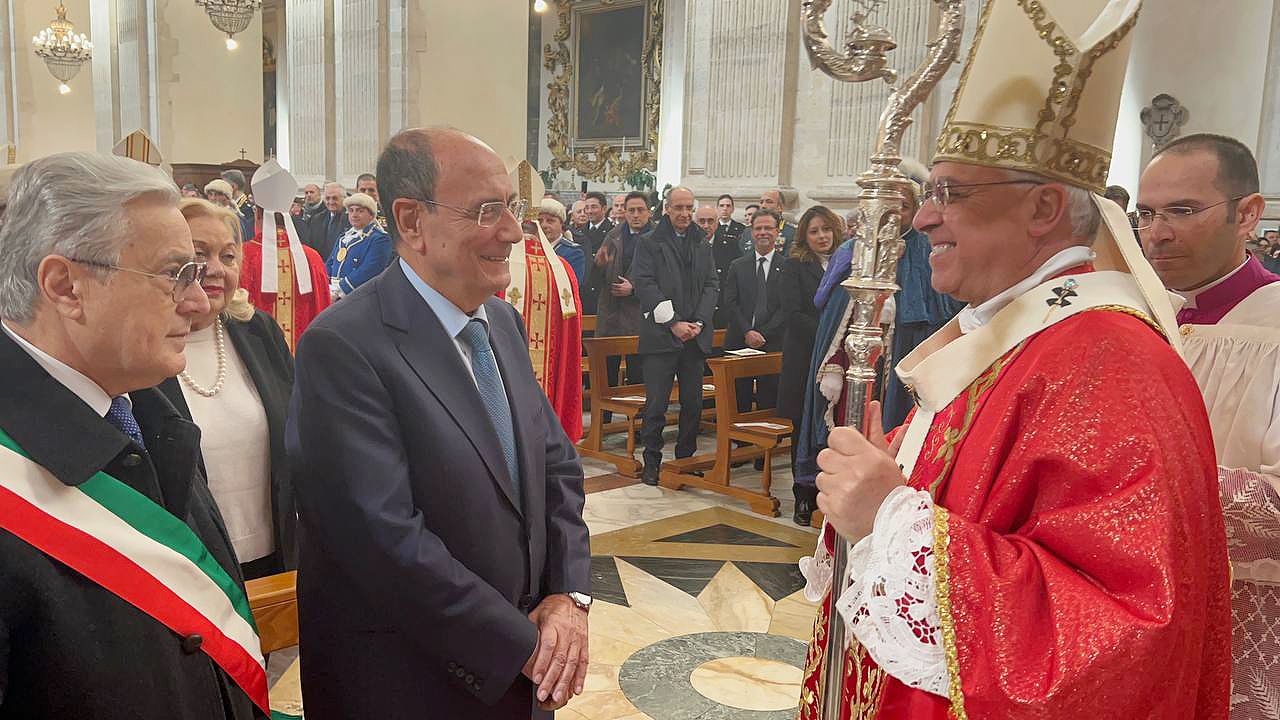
920, 179, 1044, 210
69, 259, 208, 303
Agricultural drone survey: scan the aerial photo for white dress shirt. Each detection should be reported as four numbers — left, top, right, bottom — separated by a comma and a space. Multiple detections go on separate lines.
2, 320, 116, 417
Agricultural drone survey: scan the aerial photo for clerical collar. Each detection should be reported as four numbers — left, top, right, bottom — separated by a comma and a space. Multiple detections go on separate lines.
1172, 256, 1249, 310
1173, 254, 1280, 324
958, 246, 1095, 335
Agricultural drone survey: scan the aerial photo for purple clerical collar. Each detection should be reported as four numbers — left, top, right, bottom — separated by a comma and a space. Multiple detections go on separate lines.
1175, 254, 1280, 326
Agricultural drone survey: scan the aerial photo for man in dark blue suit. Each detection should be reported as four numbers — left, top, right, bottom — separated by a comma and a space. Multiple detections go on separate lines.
287, 127, 591, 720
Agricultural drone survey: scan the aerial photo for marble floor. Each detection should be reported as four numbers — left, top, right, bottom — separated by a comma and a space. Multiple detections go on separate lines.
265, 422, 821, 719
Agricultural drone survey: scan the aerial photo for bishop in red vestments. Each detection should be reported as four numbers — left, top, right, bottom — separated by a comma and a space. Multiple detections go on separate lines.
797, 2, 1231, 718
501, 161, 583, 443
242, 161, 332, 353
242, 224, 331, 353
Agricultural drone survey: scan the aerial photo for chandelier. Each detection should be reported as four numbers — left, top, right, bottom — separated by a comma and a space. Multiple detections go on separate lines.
195, 0, 263, 51
31, 4, 93, 95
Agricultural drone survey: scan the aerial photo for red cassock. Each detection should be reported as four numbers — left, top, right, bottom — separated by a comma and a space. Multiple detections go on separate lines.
241, 226, 332, 353
798, 309, 1232, 720
501, 238, 583, 443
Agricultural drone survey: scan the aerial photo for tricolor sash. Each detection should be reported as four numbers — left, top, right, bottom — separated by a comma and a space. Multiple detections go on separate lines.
0, 428, 269, 714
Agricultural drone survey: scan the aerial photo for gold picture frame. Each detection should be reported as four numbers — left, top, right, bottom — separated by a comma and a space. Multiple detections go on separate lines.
544, 0, 664, 183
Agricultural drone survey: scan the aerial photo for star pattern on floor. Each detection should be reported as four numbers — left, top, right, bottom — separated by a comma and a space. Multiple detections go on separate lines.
559, 507, 820, 719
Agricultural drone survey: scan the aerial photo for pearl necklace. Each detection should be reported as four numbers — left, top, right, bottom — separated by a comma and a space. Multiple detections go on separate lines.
179, 318, 227, 398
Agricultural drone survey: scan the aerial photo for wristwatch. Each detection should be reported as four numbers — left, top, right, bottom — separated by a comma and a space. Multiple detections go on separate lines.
567, 592, 593, 613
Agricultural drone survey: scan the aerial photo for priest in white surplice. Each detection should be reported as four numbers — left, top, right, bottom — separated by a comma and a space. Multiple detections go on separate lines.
1138, 133, 1280, 720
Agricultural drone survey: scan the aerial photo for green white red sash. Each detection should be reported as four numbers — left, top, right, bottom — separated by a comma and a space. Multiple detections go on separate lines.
0, 427, 269, 713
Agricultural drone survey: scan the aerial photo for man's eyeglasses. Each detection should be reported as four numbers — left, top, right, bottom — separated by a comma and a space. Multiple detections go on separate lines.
1128, 196, 1245, 231
69, 259, 208, 302
418, 198, 529, 228
920, 179, 1044, 210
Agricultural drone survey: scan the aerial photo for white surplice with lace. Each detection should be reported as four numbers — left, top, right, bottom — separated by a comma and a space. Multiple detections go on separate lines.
1179, 281, 1280, 719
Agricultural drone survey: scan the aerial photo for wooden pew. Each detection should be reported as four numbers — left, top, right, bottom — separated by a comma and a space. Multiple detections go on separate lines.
578, 330, 726, 476
580, 315, 596, 409
246, 571, 299, 653
660, 353, 792, 516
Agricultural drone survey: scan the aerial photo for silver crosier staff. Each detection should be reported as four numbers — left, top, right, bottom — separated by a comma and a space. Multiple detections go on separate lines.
800, 1, 965, 717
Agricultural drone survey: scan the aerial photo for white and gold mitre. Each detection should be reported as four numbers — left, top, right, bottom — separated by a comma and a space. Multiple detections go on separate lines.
505, 159, 576, 319
934, 0, 1140, 194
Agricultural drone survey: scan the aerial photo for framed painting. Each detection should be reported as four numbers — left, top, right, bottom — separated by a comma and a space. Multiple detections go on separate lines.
544, 0, 664, 182
572, 1, 647, 145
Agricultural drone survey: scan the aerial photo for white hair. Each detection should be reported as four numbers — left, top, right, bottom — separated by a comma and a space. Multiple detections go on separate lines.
0, 152, 180, 323
1003, 169, 1100, 242
323, 181, 347, 196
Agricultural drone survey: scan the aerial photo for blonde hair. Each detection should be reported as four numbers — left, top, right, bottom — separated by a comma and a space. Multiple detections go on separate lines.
178, 198, 255, 322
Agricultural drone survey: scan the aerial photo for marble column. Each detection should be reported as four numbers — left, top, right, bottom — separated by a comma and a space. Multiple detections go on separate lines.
683, 0, 797, 192
90, 0, 159, 153
283, 0, 407, 185
1256, 0, 1280, 214
0, 0, 15, 153
284, 0, 331, 184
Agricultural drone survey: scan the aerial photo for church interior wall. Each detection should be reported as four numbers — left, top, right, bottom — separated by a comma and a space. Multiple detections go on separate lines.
153, 0, 264, 166
407, 0, 528, 165
1110, 0, 1277, 214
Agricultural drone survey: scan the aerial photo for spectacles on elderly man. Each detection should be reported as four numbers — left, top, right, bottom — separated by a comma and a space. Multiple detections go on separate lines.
68, 259, 208, 303
1128, 196, 1245, 231
417, 197, 529, 228
919, 179, 1044, 210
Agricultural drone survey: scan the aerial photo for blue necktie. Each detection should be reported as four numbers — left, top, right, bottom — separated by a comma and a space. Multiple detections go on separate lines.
457, 319, 520, 504
106, 396, 146, 449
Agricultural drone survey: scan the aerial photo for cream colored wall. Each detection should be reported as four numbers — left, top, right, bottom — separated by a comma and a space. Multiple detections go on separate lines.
154, 0, 265, 164
405, 0, 527, 161
12, 0, 97, 162
1108, 0, 1275, 201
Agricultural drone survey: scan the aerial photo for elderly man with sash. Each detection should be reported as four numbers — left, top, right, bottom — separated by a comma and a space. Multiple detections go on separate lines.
796, 1, 1232, 718
1137, 133, 1280, 719
504, 161, 583, 443
0, 152, 267, 718
241, 160, 332, 352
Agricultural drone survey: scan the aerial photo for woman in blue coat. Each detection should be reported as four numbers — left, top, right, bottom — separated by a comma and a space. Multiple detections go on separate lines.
326, 191, 393, 300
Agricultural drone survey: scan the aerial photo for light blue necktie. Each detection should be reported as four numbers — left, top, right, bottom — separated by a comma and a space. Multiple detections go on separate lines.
106, 396, 146, 449
457, 319, 520, 504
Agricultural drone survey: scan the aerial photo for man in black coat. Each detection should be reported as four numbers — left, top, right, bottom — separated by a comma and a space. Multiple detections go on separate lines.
0, 152, 266, 719
303, 182, 350, 260
574, 191, 614, 315
722, 208, 786, 413
630, 187, 719, 485
711, 193, 747, 293
287, 128, 591, 719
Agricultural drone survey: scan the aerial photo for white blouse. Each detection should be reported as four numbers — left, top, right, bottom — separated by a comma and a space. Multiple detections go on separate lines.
179, 323, 274, 563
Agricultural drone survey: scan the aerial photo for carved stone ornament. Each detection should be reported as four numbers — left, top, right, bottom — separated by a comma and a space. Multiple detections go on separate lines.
543, 0, 664, 183
1140, 94, 1189, 149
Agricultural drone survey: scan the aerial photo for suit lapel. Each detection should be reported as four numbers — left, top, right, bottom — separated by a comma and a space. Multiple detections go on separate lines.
379, 265, 522, 517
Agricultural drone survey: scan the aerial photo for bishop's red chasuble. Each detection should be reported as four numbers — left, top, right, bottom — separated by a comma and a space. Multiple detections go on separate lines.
241, 226, 332, 353
502, 235, 583, 443
798, 269, 1232, 720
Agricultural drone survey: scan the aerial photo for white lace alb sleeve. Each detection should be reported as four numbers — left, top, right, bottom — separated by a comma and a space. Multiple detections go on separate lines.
832, 485, 948, 698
